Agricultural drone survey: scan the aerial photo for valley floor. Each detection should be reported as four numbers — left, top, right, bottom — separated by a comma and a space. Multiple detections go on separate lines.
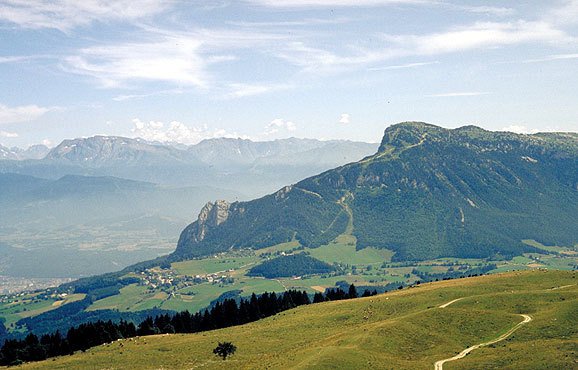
15, 270, 578, 370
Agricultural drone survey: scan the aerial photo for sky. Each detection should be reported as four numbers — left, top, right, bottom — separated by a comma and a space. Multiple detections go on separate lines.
1, 0, 578, 148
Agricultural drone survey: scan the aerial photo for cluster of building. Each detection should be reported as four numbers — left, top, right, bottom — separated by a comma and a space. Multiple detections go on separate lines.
137, 269, 235, 291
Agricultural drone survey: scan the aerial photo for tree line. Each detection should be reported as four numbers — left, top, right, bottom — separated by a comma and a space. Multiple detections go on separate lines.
0, 285, 375, 366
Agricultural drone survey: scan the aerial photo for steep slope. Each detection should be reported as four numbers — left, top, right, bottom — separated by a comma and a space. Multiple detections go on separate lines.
176, 122, 578, 261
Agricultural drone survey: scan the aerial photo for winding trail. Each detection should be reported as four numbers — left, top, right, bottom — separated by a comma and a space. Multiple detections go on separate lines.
434, 314, 532, 370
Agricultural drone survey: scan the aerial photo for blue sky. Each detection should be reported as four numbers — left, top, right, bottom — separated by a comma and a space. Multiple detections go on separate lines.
1, 0, 578, 148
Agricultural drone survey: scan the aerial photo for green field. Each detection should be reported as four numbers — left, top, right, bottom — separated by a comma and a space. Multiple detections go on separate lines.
19, 270, 577, 369
309, 234, 394, 266
1, 236, 576, 339
172, 255, 259, 276
0, 293, 85, 329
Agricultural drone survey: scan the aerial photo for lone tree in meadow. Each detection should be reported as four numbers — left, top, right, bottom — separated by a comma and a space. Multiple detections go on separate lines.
213, 341, 237, 360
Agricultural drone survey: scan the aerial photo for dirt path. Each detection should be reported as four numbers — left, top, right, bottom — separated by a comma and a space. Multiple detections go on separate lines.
434, 314, 532, 370
438, 298, 463, 308
549, 284, 576, 290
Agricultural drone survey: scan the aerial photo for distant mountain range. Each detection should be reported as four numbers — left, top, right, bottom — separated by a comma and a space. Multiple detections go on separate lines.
175, 122, 578, 262
0, 144, 50, 160
0, 136, 376, 278
1, 136, 377, 198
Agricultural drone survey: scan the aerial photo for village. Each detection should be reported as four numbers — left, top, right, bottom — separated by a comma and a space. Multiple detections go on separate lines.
136, 267, 235, 292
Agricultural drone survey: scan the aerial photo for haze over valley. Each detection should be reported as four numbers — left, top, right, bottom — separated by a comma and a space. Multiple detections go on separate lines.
1, 1, 577, 368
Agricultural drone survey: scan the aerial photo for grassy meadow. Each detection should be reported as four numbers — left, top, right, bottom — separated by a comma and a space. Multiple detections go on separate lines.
16, 270, 577, 370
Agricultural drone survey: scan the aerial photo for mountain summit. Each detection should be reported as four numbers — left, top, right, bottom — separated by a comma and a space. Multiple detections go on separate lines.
175, 122, 578, 261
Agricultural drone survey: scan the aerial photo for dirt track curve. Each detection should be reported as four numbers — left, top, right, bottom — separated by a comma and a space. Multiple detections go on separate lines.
434, 298, 532, 370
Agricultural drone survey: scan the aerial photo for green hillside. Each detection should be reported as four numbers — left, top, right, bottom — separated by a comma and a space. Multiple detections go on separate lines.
19, 270, 577, 369
175, 122, 578, 262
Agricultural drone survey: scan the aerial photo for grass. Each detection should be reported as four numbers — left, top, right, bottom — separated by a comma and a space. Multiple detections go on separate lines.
171, 256, 259, 276
257, 240, 301, 255
0, 293, 85, 328
19, 270, 577, 370
522, 239, 578, 254
308, 234, 394, 265
86, 285, 151, 312
3, 239, 575, 335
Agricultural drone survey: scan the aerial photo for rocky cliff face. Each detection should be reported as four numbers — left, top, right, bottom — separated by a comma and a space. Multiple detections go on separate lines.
178, 200, 231, 246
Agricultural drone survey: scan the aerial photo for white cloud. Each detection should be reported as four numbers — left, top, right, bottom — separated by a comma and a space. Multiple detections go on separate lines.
501, 125, 539, 134
64, 27, 289, 89
246, 0, 431, 8
0, 0, 170, 31
523, 53, 578, 63
338, 113, 351, 124
131, 118, 241, 145
228, 17, 353, 28
368, 61, 439, 71
452, 5, 515, 17
277, 20, 571, 75
383, 21, 571, 56
0, 104, 54, 124
264, 118, 297, 136
548, 0, 578, 25
64, 37, 209, 88
0, 130, 18, 138
225, 83, 293, 98
426, 92, 490, 97
246, 0, 515, 17
112, 89, 185, 101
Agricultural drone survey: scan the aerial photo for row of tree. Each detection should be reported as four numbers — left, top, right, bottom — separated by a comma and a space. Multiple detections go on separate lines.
0, 285, 374, 366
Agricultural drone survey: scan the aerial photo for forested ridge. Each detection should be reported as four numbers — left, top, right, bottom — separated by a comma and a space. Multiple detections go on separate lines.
176, 122, 578, 261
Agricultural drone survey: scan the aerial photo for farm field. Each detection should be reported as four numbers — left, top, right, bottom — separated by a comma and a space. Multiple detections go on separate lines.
0, 237, 575, 339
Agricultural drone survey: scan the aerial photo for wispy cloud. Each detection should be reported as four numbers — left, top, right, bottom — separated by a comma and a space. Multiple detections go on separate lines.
0, 56, 35, 64
0, 0, 171, 31
245, 0, 432, 8
0, 104, 56, 124
382, 21, 571, 56
63, 37, 210, 88
113, 89, 185, 101
225, 83, 293, 98
368, 61, 439, 71
523, 53, 578, 63
275, 20, 570, 75
451, 5, 515, 17
247, 0, 514, 17
547, 0, 578, 25
425, 92, 490, 97
64, 27, 289, 89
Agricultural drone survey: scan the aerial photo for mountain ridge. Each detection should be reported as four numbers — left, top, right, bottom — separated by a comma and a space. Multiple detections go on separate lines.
1, 136, 377, 198
175, 122, 578, 262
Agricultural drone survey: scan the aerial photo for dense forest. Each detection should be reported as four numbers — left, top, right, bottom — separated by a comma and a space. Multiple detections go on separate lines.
248, 253, 337, 278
